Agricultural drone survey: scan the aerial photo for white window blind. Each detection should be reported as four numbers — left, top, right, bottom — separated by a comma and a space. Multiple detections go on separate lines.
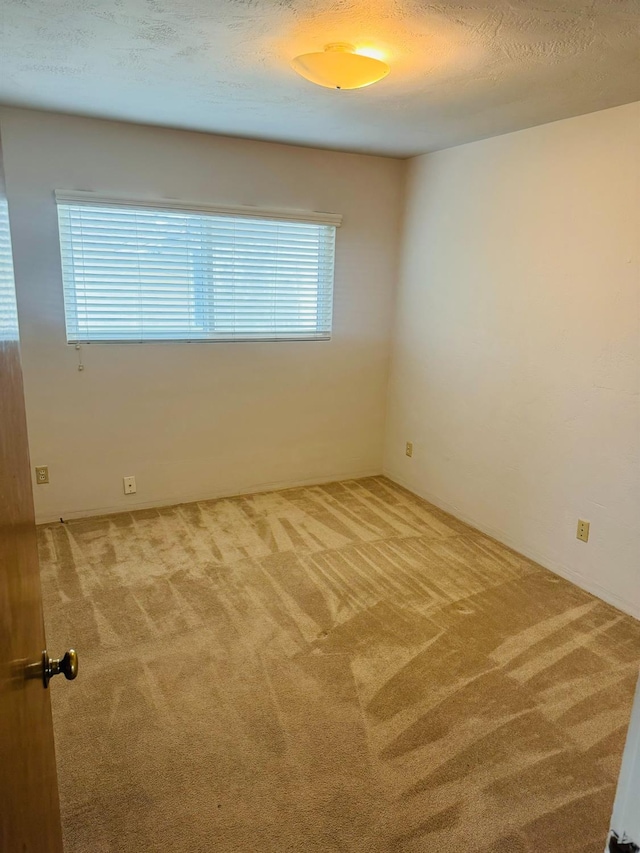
56, 194, 339, 343
0, 198, 19, 341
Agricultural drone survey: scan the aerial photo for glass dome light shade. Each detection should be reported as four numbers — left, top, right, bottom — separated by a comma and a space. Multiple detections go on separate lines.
291, 43, 390, 90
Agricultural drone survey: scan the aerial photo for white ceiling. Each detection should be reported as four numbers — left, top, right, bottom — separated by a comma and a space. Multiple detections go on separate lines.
1, 0, 639, 158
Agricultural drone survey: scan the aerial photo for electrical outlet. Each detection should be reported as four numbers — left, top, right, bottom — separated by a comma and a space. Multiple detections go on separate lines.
405, 441, 413, 458
123, 476, 136, 495
35, 466, 49, 484
576, 519, 590, 543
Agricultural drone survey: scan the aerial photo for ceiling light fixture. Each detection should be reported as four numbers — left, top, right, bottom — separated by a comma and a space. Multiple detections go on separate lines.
291, 43, 390, 90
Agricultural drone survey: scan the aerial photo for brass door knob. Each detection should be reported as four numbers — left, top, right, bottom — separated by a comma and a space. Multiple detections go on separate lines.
43, 649, 78, 688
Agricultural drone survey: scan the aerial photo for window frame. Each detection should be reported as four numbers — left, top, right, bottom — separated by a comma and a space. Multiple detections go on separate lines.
55, 191, 342, 345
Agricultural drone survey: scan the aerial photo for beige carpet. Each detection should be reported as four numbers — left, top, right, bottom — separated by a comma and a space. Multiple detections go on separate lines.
38, 477, 640, 852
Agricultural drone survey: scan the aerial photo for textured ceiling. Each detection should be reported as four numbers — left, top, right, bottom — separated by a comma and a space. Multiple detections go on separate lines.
1, 0, 639, 157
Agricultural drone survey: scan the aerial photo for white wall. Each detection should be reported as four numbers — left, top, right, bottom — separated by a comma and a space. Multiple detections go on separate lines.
0, 108, 404, 523
385, 102, 640, 618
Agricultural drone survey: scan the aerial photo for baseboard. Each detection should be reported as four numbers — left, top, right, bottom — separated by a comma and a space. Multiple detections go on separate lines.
384, 469, 640, 622
35, 468, 384, 525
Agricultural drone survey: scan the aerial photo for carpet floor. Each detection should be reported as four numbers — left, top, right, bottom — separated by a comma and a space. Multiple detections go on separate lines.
38, 477, 640, 852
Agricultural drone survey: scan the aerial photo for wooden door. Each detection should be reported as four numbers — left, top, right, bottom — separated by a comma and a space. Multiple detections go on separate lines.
0, 192, 64, 849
